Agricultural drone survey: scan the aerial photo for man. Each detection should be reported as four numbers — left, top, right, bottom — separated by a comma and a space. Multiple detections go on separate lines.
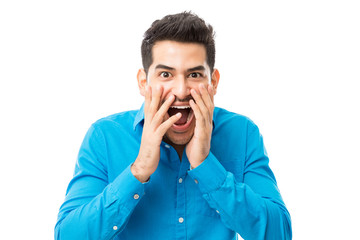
55, 12, 292, 239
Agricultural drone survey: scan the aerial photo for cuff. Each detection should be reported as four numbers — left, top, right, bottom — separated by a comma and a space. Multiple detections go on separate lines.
188, 152, 227, 193
107, 164, 147, 210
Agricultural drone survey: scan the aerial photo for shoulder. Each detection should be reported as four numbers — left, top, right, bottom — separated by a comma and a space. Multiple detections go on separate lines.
213, 107, 258, 133
91, 109, 139, 132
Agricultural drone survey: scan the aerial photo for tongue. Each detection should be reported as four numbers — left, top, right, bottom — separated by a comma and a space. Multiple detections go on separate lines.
168, 108, 189, 125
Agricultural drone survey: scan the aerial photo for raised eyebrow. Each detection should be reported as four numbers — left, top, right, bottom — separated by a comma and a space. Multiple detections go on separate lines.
155, 64, 175, 71
187, 65, 206, 72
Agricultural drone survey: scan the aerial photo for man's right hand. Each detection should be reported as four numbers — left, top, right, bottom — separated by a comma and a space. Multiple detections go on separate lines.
131, 85, 181, 183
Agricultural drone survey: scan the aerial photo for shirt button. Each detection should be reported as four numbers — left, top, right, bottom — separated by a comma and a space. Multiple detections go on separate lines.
178, 217, 184, 223
133, 194, 140, 200
164, 144, 170, 149
113, 226, 118, 231
194, 179, 199, 184
178, 178, 183, 184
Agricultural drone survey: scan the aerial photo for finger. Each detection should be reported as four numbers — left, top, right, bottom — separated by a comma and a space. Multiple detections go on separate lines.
148, 86, 163, 120
190, 88, 209, 123
199, 84, 214, 117
152, 94, 175, 126
157, 112, 182, 136
206, 84, 215, 118
189, 98, 205, 128
144, 85, 151, 116
208, 84, 214, 103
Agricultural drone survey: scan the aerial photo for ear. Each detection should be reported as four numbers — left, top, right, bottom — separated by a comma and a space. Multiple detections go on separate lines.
137, 68, 147, 96
211, 68, 220, 95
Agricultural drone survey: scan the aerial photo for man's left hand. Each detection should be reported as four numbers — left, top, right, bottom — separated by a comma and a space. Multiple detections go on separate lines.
186, 83, 215, 168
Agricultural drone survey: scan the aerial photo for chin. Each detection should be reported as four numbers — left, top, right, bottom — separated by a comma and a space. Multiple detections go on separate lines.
164, 132, 193, 146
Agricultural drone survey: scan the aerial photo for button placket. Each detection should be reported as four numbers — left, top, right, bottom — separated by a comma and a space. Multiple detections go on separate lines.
175, 161, 188, 239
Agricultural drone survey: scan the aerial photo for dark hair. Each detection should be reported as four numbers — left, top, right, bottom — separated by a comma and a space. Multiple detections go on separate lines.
141, 11, 216, 74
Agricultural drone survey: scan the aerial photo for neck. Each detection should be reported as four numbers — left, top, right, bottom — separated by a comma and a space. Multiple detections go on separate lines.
172, 144, 185, 160
163, 138, 185, 161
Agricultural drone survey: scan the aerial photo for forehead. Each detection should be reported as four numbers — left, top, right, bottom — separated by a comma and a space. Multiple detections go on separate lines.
151, 40, 208, 70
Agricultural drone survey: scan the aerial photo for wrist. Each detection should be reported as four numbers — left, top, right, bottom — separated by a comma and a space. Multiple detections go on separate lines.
188, 151, 209, 169
190, 161, 202, 169
131, 161, 151, 183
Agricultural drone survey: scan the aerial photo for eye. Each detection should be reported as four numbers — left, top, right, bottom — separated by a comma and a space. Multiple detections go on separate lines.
188, 72, 203, 78
160, 72, 171, 78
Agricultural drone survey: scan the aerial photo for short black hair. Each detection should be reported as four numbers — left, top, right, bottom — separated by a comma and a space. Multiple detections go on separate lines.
141, 11, 216, 74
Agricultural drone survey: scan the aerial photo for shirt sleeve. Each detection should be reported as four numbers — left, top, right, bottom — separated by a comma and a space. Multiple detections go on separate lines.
54, 124, 145, 240
187, 123, 292, 240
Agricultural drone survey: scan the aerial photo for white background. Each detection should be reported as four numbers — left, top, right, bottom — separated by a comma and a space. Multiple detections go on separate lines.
1, 1, 359, 239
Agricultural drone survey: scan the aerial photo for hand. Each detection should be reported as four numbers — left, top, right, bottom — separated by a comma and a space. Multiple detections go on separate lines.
186, 84, 215, 168
131, 85, 181, 182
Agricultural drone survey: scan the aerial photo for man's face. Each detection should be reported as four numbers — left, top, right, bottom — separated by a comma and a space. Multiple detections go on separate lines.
138, 40, 219, 147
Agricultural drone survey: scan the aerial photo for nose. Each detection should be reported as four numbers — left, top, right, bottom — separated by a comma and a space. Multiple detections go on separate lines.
171, 77, 190, 101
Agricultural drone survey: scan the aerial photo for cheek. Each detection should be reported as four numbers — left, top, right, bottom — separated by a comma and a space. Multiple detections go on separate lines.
148, 81, 166, 91
191, 82, 208, 93
149, 83, 172, 103
161, 90, 174, 103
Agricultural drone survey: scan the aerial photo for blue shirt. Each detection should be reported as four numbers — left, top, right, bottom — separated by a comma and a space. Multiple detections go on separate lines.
55, 105, 292, 240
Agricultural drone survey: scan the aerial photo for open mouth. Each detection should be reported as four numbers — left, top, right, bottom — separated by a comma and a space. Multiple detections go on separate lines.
167, 105, 194, 127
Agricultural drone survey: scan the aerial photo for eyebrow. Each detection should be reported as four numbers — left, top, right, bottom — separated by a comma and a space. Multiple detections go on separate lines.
187, 65, 206, 72
155, 64, 175, 71
155, 64, 206, 72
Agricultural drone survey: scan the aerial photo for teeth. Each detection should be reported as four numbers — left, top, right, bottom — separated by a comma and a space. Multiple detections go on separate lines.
170, 106, 191, 109
187, 110, 193, 121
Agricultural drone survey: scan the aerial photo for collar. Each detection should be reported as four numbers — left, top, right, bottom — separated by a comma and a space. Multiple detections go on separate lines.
133, 102, 216, 131
133, 103, 145, 131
